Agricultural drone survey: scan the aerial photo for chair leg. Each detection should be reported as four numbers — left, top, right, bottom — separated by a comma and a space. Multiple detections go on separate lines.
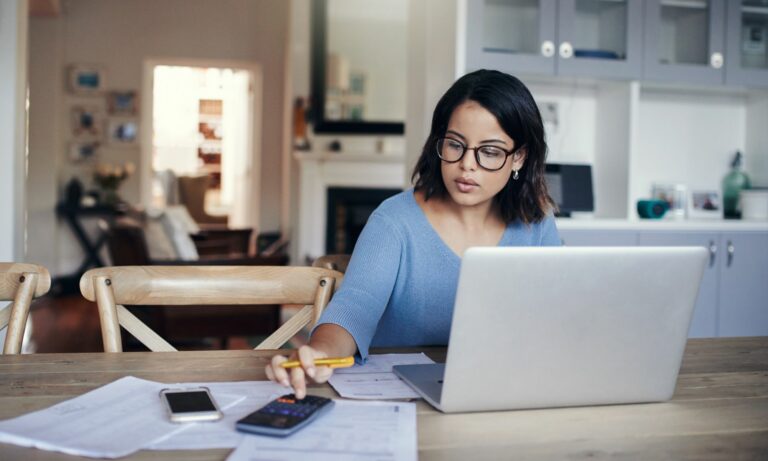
3, 273, 38, 355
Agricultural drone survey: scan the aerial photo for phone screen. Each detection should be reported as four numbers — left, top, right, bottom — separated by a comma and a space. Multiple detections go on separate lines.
164, 391, 216, 413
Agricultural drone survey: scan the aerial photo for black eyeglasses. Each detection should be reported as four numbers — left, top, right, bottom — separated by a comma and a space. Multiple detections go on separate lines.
435, 137, 519, 171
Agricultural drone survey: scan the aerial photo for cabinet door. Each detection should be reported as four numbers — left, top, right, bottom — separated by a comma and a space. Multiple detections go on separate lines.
465, 0, 557, 75
556, 0, 643, 79
559, 229, 638, 247
725, 0, 768, 88
643, 0, 727, 85
637, 231, 720, 338
718, 232, 768, 336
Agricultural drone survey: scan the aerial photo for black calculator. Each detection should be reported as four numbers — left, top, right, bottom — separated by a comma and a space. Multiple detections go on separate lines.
235, 394, 335, 437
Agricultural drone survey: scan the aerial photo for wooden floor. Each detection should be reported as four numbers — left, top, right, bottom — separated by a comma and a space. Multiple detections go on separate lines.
27, 295, 270, 353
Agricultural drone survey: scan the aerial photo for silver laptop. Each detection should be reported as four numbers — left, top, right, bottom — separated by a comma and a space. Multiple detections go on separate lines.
393, 246, 708, 413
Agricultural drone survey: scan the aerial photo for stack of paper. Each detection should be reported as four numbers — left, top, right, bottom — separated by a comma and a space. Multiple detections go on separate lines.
0, 353, 425, 459
0, 376, 280, 458
227, 400, 417, 461
328, 353, 435, 399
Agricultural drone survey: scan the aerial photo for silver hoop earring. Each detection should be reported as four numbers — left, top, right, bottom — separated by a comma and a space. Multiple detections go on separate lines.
513, 170, 519, 180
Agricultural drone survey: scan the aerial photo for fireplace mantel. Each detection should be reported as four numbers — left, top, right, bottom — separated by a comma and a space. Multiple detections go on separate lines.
294, 151, 406, 263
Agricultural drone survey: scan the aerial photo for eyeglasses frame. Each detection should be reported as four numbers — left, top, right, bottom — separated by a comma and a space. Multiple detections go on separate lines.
435, 136, 522, 172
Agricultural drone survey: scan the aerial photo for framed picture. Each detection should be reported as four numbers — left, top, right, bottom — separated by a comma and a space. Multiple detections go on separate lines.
68, 141, 100, 163
107, 90, 138, 115
651, 183, 687, 219
107, 118, 139, 145
688, 190, 723, 219
71, 106, 104, 137
67, 64, 106, 95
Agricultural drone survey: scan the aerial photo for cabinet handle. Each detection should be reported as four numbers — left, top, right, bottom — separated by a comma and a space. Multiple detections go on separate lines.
559, 41, 573, 59
727, 240, 735, 267
541, 41, 555, 58
708, 240, 717, 267
710, 52, 724, 69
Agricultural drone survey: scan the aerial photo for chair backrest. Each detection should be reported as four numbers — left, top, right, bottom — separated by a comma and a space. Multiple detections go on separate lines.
0, 263, 51, 354
79, 265, 343, 352
103, 218, 153, 265
313, 254, 351, 273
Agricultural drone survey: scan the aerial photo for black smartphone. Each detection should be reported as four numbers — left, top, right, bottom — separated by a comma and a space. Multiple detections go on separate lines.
235, 394, 334, 437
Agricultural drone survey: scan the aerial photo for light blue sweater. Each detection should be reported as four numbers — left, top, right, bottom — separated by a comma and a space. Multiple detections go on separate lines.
314, 188, 561, 359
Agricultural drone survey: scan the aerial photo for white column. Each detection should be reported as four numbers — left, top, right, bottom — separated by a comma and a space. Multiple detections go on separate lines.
0, 0, 29, 349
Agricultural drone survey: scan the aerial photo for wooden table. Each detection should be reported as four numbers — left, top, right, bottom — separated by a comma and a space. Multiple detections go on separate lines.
0, 337, 766, 460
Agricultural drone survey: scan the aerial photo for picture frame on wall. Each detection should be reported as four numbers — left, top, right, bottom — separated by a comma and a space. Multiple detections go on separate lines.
71, 106, 104, 137
67, 64, 106, 95
688, 190, 723, 220
107, 90, 138, 115
68, 141, 100, 163
107, 118, 139, 145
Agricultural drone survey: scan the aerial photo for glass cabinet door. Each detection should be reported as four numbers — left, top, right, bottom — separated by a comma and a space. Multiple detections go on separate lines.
643, 0, 727, 85
465, 0, 557, 75
556, 0, 643, 79
726, 0, 768, 87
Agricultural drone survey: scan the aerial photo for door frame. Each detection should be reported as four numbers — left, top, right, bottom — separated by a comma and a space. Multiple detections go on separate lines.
141, 57, 263, 230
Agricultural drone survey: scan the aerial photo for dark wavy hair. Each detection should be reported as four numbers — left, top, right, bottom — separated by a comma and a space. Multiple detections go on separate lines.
411, 69, 555, 224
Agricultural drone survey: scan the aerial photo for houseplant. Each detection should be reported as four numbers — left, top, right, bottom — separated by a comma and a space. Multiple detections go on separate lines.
93, 162, 135, 206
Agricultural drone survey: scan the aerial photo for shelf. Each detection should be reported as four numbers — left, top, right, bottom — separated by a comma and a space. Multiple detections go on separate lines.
293, 151, 405, 163
660, 0, 707, 9
556, 218, 768, 232
198, 114, 222, 123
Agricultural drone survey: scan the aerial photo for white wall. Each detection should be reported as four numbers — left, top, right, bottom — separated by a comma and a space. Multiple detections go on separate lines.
28, 0, 289, 275
0, 0, 28, 348
0, 0, 27, 262
633, 89, 748, 206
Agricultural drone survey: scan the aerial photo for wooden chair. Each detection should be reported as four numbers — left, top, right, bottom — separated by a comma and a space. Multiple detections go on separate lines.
0, 263, 51, 354
312, 254, 351, 273
79, 266, 343, 352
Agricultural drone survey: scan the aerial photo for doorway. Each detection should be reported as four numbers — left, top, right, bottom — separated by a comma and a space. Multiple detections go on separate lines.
142, 60, 262, 229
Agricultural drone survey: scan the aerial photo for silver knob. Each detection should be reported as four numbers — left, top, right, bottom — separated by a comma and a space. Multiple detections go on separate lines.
559, 42, 573, 59
541, 40, 555, 58
708, 240, 717, 268
727, 241, 735, 267
710, 52, 723, 69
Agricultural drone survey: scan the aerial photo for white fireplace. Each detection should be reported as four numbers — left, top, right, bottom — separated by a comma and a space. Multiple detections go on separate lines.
295, 151, 406, 263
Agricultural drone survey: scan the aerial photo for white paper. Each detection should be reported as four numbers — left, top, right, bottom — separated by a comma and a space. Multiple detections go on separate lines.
328, 353, 435, 399
147, 381, 285, 450
0, 376, 272, 458
0, 376, 182, 458
226, 400, 417, 461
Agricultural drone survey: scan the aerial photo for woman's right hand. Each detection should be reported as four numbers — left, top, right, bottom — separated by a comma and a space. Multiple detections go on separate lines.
265, 345, 335, 399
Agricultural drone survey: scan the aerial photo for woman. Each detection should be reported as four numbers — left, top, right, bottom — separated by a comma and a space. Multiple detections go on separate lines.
266, 69, 560, 398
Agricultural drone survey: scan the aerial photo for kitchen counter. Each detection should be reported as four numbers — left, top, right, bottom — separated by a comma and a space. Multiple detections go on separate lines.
556, 218, 768, 232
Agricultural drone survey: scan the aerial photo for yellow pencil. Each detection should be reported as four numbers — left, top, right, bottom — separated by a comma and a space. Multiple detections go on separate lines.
280, 356, 355, 369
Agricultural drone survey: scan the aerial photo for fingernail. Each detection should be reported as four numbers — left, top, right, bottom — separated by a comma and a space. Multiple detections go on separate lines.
281, 379, 290, 387
306, 367, 316, 378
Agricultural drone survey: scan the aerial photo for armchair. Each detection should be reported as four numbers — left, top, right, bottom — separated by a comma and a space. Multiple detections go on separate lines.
177, 174, 228, 226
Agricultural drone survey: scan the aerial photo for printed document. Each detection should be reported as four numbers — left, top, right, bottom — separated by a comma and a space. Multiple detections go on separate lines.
328, 353, 435, 399
0, 376, 277, 458
227, 400, 417, 461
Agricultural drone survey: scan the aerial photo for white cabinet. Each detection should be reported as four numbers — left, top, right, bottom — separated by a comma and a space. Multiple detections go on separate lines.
637, 231, 720, 338
643, 0, 727, 85
717, 232, 768, 336
559, 229, 638, 246
465, 0, 644, 80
